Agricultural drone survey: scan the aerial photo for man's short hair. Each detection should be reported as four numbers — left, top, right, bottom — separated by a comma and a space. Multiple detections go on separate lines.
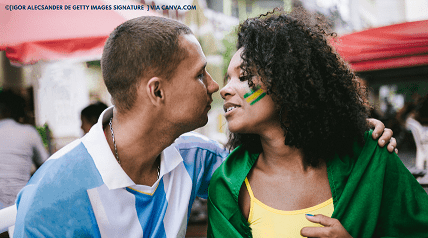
81, 101, 108, 126
102, 16, 193, 111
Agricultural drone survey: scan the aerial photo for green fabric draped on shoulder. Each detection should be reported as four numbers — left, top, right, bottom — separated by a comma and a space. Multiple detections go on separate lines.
207, 130, 428, 237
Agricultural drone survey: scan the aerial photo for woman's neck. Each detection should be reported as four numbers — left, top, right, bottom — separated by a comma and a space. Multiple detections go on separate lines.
258, 127, 316, 173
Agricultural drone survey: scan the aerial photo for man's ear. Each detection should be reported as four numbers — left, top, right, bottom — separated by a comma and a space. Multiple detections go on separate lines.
146, 77, 165, 105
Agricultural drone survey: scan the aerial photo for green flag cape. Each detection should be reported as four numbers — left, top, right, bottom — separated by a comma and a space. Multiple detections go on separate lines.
207, 131, 428, 237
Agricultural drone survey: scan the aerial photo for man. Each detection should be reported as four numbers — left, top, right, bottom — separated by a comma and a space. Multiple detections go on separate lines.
13, 16, 395, 237
14, 16, 224, 238
80, 101, 108, 134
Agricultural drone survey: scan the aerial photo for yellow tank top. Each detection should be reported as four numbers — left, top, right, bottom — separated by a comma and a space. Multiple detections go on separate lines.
245, 178, 334, 238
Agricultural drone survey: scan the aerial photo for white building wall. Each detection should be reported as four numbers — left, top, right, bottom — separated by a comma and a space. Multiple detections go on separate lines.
31, 61, 91, 149
348, 0, 428, 33
357, 0, 405, 29
405, 0, 428, 22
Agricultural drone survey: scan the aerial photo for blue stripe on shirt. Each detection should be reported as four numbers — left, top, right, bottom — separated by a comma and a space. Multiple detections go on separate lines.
15, 143, 104, 237
176, 138, 228, 219
126, 179, 168, 238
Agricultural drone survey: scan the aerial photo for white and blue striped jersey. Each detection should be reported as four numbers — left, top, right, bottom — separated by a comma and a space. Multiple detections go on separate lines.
14, 107, 228, 238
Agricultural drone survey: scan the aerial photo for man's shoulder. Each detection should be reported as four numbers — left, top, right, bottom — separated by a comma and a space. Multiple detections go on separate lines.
15, 139, 104, 236
174, 132, 227, 154
19, 139, 104, 201
41, 139, 94, 173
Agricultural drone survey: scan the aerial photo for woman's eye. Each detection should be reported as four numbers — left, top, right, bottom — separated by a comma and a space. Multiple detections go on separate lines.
239, 75, 248, 81
239, 74, 253, 82
239, 69, 255, 81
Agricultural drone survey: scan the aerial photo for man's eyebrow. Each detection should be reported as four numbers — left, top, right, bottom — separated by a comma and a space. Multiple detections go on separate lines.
199, 62, 207, 72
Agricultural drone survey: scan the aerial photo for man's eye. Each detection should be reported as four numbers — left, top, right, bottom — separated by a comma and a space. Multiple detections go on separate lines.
198, 73, 205, 81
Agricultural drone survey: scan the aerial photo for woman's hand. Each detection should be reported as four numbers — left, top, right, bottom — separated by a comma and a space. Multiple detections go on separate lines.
367, 118, 398, 153
301, 214, 352, 238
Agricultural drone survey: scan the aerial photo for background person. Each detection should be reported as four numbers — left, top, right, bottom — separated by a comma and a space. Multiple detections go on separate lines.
81, 101, 108, 134
0, 90, 48, 238
405, 94, 428, 170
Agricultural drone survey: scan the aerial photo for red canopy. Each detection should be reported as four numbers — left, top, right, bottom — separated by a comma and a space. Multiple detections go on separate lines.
0, 0, 159, 65
332, 20, 428, 72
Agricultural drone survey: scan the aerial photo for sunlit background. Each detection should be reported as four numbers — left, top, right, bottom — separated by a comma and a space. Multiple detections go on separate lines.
1, 0, 427, 150
1, 0, 428, 236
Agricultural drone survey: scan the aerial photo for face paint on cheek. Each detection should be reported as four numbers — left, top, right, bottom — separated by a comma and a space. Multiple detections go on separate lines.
244, 85, 267, 105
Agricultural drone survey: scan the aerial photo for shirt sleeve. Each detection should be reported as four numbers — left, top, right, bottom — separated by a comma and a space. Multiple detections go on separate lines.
175, 132, 229, 199
196, 144, 228, 199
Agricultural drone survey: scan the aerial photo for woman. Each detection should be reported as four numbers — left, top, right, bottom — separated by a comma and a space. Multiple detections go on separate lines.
207, 9, 428, 238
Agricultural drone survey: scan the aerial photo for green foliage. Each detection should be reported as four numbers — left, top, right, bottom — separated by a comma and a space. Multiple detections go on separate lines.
221, 27, 238, 82
86, 60, 101, 67
36, 124, 49, 148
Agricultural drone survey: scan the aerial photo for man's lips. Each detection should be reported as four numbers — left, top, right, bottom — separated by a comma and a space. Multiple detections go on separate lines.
207, 99, 213, 108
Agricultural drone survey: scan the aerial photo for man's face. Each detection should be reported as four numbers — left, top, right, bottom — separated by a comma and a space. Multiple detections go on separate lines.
164, 34, 219, 132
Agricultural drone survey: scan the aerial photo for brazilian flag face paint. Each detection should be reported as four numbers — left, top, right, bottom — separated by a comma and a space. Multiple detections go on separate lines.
244, 85, 266, 105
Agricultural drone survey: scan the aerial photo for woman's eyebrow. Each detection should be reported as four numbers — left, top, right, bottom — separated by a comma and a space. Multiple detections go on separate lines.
223, 73, 230, 84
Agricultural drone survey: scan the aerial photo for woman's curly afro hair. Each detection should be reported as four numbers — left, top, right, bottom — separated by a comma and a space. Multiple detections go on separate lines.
227, 8, 370, 167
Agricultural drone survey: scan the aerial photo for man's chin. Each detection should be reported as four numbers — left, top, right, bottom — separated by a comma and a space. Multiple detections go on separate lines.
190, 117, 209, 131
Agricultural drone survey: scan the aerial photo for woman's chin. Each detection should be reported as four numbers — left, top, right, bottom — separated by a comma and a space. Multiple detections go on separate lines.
227, 124, 252, 134
227, 125, 241, 134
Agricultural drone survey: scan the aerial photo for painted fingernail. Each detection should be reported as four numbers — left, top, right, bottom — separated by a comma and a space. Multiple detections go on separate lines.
305, 214, 314, 216
374, 133, 378, 138
381, 139, 385, 145
395, 148, 398, 154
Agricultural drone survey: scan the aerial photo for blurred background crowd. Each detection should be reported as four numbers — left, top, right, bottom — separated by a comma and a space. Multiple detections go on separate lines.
1, 0, 427, 237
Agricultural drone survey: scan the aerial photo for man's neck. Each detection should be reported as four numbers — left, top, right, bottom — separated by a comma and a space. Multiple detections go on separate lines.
105, 108, 179, 186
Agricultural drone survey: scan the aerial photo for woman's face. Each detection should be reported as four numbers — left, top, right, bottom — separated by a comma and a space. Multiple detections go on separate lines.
220, 49, 278, 134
